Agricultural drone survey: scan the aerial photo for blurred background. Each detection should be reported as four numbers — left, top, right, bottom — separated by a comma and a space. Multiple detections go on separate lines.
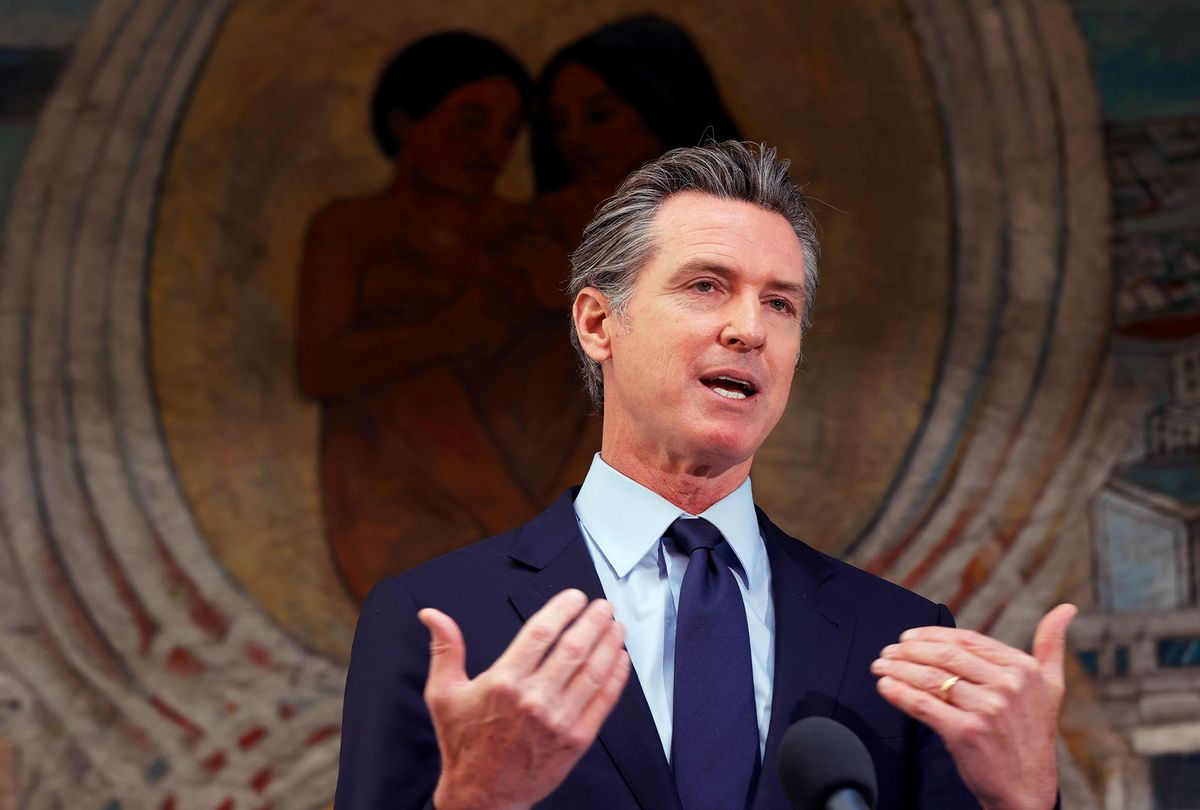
1, 0, 1198, 806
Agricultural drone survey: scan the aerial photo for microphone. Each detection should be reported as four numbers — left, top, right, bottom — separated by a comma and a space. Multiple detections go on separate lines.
778, 716, 877, 810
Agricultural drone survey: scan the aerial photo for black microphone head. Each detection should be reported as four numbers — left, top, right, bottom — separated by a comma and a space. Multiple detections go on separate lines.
778, 716, 878, 810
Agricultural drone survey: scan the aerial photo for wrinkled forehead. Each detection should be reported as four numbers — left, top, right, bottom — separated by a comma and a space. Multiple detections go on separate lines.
637, 191, 806, 278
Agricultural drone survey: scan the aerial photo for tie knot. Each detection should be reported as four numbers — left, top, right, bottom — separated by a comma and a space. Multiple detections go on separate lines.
665, 517, 725, 555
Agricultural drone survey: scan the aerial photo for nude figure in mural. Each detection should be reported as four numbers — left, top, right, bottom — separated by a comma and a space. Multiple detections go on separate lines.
527, 14, 743, 282
298, 21, 746, 600
296, 33, 539, 600
474, 15, 748, 504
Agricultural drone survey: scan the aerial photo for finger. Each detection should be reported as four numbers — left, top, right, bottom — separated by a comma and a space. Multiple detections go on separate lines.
876, 674, 964, 736
494, 589, 589, 676
418, 608, 468, 691
898, 626, 1029, 667
557, 620, 627, 720
871, 657, 996, 714
871, 655, 954, 692
573, 650, 632, 742
880, 639, 1008, 685
533, 598, 616, 692
1032, 603, 1078, 684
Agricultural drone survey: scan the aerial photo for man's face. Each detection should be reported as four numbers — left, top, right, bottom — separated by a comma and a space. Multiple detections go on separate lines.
599, 192, 807, 473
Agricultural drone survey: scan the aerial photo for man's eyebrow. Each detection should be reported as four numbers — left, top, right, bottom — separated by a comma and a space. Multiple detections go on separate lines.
669, 259, 747, 285
765, 278, 806, 297
670, 259, 806, 296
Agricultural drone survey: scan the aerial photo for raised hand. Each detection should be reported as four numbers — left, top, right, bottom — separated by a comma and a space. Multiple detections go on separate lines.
871, 604, 1077, 810
418, 589, 631, 810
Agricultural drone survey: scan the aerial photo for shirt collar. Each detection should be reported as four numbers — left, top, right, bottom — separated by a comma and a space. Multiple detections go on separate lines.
574, 454, 764, 584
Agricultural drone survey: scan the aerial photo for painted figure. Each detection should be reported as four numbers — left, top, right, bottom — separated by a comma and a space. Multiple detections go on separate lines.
297, 33, 537, 599
300, 19, 745, 601
528, 13, 743, 274
478, 14, 748, 507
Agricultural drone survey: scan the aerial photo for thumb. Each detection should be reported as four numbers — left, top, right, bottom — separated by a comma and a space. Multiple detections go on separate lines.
1032, 603, 1078, 680
418, 608, 468, 690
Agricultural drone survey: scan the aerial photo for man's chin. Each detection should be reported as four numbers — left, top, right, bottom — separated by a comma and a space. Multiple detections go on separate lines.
680, 429, 761, 473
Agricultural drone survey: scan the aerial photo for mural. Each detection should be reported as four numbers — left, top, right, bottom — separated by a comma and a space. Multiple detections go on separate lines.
148, 0, 954, 661
0, 0, 1195, 806
1065, 2, 1200, 806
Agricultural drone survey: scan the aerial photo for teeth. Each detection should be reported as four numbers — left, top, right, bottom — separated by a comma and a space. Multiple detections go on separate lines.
712, 375, 755, 396
713, 386, 748, 400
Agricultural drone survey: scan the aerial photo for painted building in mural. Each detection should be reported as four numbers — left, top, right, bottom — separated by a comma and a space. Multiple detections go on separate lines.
1, 0, 1199, 807
1068, 2, 1200, 804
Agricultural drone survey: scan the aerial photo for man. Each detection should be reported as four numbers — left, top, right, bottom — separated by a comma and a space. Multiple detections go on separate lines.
335, 142, 1072, 809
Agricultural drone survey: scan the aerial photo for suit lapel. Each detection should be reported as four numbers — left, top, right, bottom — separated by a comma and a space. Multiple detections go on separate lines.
753, 511, 855, 809
507, 491, 681, 810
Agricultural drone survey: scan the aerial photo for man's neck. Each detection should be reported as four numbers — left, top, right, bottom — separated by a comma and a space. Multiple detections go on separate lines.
598, 451, 752, 515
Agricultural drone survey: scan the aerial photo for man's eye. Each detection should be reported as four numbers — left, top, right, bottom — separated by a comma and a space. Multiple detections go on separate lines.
693, 281, 715, 292
769, 299, 793, 313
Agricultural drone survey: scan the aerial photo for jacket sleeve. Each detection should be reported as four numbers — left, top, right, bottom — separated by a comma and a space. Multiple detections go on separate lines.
334, 577, 440, 809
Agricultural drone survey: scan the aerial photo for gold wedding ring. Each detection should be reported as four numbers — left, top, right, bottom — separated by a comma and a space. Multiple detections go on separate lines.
938, 675, 961, 702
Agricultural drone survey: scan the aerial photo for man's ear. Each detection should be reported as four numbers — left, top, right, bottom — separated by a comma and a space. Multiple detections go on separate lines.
573, 287, 614, 363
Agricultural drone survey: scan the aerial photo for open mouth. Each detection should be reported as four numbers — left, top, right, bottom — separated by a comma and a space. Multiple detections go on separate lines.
702, 375, 758, 400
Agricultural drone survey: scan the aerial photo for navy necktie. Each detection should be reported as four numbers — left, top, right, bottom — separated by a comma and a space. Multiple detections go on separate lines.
667, 517, 759, 810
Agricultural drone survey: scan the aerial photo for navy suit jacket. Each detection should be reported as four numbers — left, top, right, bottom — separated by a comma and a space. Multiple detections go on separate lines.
335, 489, 981, 809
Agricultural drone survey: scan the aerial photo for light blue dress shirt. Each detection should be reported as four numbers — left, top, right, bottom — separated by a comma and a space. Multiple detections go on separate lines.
573, 454, 775, 760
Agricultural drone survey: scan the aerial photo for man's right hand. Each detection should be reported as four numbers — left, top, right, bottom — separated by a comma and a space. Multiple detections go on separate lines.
418, 589, 631, 810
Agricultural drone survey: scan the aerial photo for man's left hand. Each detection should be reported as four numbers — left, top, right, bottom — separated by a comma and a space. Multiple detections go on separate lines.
871, 603, 1077, 810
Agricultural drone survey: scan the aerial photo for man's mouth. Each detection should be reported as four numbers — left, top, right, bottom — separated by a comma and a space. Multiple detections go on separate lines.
701, 375, 758, 400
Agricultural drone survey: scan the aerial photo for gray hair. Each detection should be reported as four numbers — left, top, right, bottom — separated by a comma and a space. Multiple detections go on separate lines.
567, 140, 820, 409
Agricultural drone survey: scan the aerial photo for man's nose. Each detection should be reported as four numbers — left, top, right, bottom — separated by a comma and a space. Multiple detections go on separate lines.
721, 298, 766, 350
